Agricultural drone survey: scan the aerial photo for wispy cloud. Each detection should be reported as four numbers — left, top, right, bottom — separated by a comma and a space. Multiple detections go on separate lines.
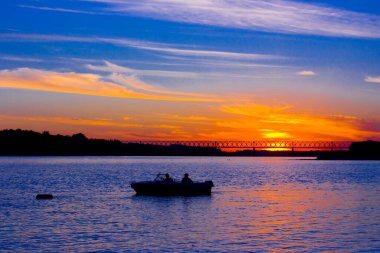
0, 55, 44, 62
87, 61, 278, 80
18, 5, 97, 15
88, 61, 199, 78
88, 61, 209, 96
107, 72, 208, 97
0, 33, 279, 60
297, 70, 317, 76
82, 0, 380, 38
82, 36, 281, 60
221, 104, 291, 117
0, 33, 93, 43
27, 116, 140, 127
157, 113, 215, 124
160, 57, 285, 69
365, 76, 380, 83
0, 67, 217, 102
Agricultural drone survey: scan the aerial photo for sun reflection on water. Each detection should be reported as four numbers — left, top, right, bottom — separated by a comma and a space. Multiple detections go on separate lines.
1, 157, 380, 252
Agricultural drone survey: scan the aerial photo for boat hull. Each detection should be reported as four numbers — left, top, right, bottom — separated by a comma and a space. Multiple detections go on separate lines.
131, 181, 214, 196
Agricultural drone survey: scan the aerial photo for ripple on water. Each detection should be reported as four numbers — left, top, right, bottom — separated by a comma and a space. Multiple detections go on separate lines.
0, 157, 380, 252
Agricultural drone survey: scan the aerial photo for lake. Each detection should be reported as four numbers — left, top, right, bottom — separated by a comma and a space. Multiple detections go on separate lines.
1, 157, 380, 252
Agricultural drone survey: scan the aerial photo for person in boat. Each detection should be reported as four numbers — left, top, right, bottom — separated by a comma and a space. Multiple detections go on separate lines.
164, 173, 174, 182
181, 173, 193, 183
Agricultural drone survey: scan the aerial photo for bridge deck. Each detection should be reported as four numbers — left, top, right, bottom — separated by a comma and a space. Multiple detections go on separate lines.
126, 140, 351, 150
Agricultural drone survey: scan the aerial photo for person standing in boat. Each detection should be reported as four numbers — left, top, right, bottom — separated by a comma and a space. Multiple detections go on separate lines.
181, 173, 193, 183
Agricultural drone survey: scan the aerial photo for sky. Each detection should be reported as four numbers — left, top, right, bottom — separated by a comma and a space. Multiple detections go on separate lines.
0, 0, 380, 141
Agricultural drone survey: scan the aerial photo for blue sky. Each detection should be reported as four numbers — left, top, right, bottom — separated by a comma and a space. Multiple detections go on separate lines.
0, 0, 379, 140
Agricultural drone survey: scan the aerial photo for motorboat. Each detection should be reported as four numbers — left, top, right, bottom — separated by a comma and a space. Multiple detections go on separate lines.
131, 174, 214, 196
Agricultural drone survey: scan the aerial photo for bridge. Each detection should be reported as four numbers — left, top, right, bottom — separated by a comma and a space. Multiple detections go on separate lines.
127, 140, 352, 151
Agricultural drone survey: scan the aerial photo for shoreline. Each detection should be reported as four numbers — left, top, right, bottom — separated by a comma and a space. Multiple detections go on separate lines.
1, 129, 379, 159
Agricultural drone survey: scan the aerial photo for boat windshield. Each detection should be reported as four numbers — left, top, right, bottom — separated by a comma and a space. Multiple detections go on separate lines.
154, 173, 178, 182
154, 173, 166, 181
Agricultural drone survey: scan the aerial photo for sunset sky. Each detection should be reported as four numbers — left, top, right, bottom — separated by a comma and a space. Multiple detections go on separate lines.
1, 0, 380, 141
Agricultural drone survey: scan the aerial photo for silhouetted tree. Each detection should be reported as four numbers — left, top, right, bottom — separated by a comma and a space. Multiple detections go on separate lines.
72, 133, 87, 141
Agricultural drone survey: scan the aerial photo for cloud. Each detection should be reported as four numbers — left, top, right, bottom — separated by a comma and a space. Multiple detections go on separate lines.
168, 115, 213, 122
107, 72, 208, 97
218, 103, 379, 140
357, 119, 380, 132
151, 124, 181, 129
0, 67, 217, 102
0, 55, 44, 62
18, 5, 97, 15
88, 61, 285, 80
221, 104, 291, 117
365, 76, 380, 83
162, 58, 285, 69
89, 61, 208, 97
27, 116, 140, 127
81, 0, 380, 38
0, 33, 279, 61
297, 70, 317, 76
122, 43, 278, 60
88, 61, 199, 78
156, 113, 215, 125
0, 114, 141, 130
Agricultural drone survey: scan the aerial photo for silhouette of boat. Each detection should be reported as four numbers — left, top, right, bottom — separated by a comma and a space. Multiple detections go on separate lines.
131, 174, 214, 196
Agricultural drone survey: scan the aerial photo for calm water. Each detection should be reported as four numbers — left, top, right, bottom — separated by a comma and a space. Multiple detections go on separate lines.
1, 157, 380, 252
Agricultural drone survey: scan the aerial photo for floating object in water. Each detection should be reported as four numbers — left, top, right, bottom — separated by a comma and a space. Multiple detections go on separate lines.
36, 194, 53, 199
131, 174, 214, 196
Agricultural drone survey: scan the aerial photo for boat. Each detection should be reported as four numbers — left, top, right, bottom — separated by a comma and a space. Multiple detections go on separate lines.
131, 174, 214, 196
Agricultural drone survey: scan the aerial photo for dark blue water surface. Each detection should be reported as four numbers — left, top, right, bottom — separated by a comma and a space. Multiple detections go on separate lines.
1, 157, 380, 252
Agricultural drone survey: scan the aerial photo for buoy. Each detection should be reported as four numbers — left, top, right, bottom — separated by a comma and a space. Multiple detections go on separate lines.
36, 194, 53, 199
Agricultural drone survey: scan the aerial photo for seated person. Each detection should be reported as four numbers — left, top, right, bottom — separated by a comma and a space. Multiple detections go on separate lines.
164, 173, 173, 182
181, 173, 193, 183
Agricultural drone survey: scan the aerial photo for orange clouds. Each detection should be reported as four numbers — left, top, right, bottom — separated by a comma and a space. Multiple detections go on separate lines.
157, 114, 214, 123
0, 68, 217, 102
221, 104, 291, 117
218, 104, 379, 141
0, 66, 379, 141
365, 76, 380, 83
25, 116, 140, 128
296, 70, 317, 76
1, 101, 379, 141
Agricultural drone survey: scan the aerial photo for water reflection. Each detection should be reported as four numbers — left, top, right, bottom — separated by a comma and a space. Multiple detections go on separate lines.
213, 183, 380, 252
0, 157, 379, 252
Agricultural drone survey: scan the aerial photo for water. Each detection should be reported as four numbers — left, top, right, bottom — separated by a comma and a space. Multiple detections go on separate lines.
0, 157, 380, 252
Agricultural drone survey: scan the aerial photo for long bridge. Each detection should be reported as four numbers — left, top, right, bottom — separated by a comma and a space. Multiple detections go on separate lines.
127, 140, 352, 151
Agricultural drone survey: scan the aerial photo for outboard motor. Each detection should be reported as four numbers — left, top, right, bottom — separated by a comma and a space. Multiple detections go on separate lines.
205, 180, 214, 187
